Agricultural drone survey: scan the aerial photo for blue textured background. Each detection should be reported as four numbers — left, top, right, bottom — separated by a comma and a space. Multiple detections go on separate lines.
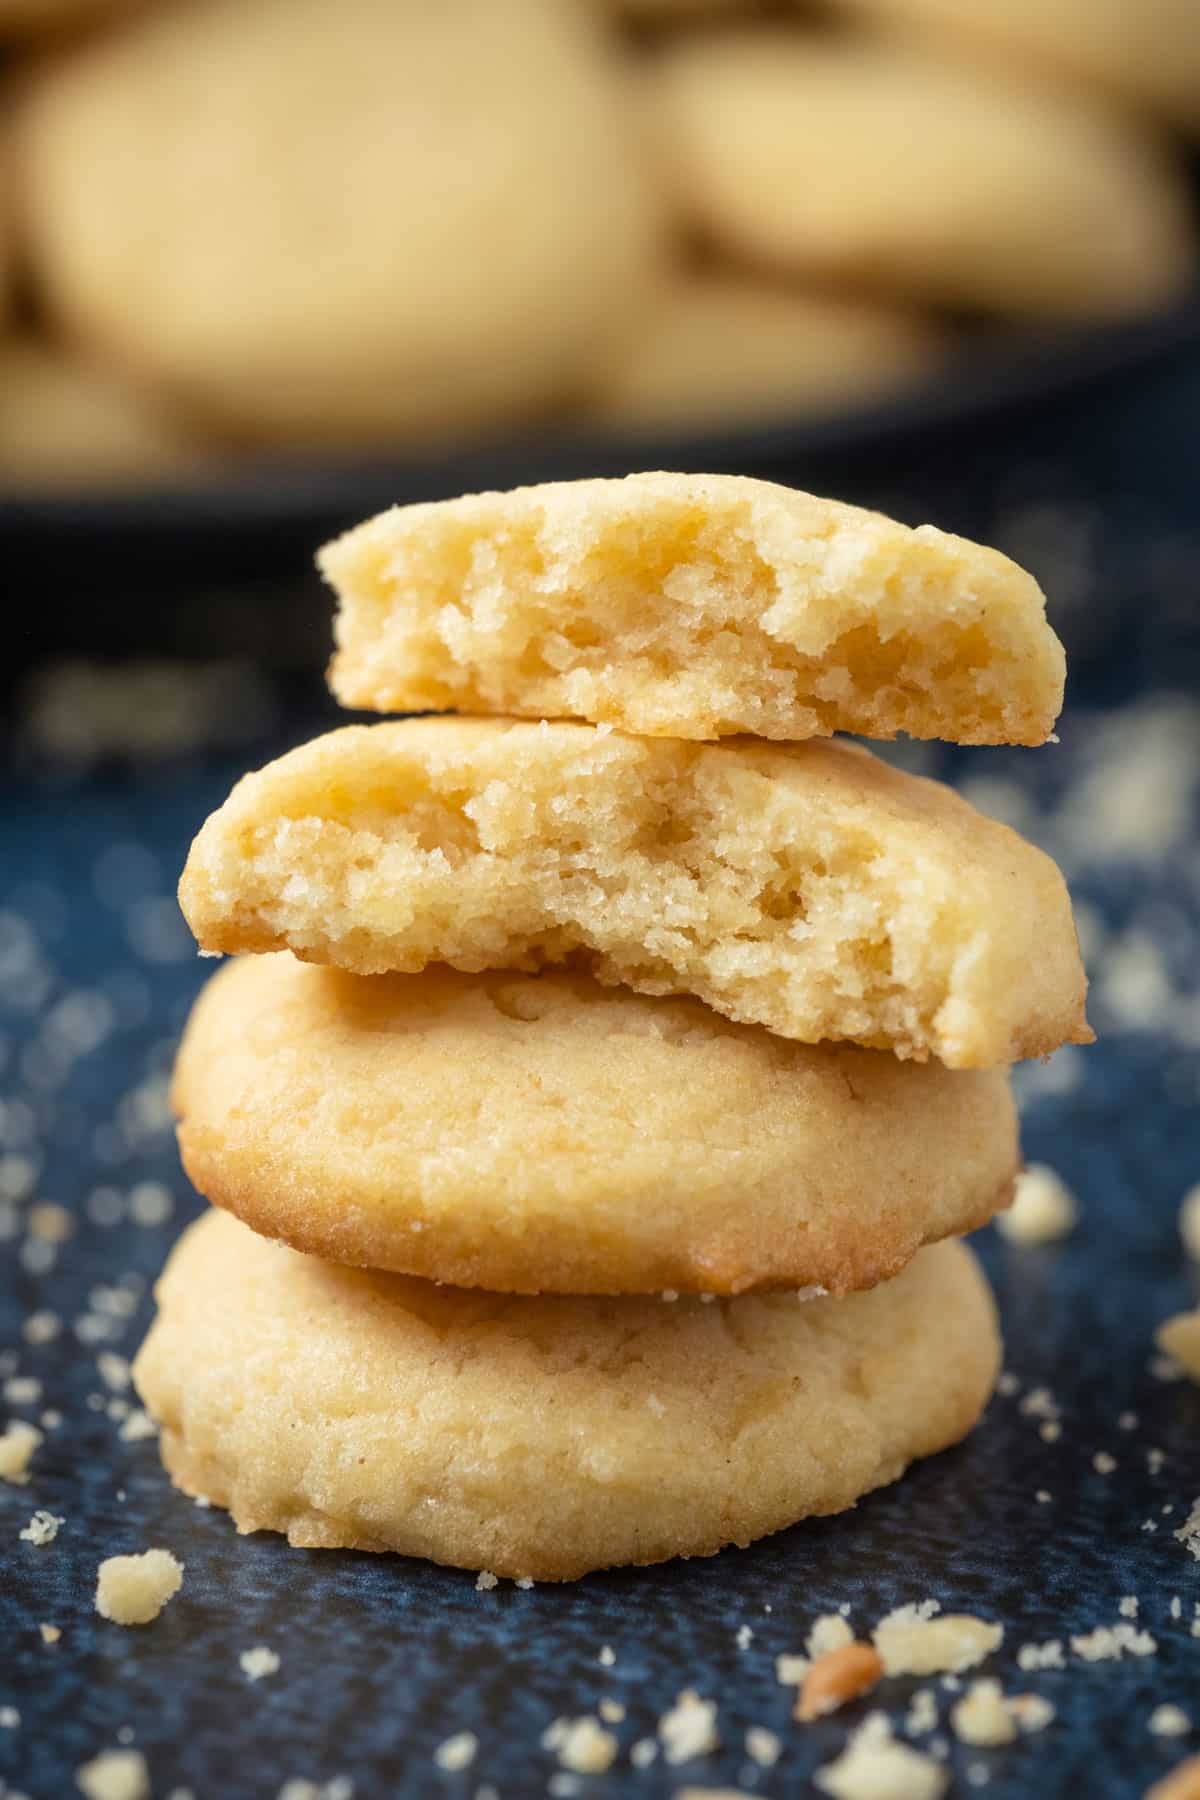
3, 365, 1200, 1798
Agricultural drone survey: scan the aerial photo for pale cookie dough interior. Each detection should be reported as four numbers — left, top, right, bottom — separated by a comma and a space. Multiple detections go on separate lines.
173, 954, 1019, 1295
319, 473, 1065, 745
133, 1211, 1001, 1581
179, 719, 1091, 1068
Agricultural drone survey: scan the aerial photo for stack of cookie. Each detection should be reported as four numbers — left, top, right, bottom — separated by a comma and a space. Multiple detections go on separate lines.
133, 473, 1090, 1582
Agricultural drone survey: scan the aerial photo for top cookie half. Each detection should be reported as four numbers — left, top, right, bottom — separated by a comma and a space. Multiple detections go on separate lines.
319, 472, 1065, 745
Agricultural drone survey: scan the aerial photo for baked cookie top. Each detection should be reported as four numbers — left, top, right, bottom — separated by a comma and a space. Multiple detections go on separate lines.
179, 718, 1091, 1068
173, 953, 1018, 1296
320, 472, 1065, 745
133, 1211, 1000, 1580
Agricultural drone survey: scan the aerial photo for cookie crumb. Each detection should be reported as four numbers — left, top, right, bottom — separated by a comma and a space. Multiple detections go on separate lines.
776, 1654, 810, 1685
95, 1549, 183, 1625
75, 1748, 150, 1800
996, 1165, 1077, 1244
1094, 1452, 1118, 1475
1151, 1706, 1192, 1738
1157, 1313, 1200, 1383
20, 1509, 63, 1546
735, 1623, 753, 1650
1119, 1596, 1140, 1618
629, 1738, 657, 1768
0, 1420, 42, 1483
118, 1409, 157, 1443
40, 1623, 61, 1644
542, 1717, 617, 1775
951, 1681, 1016, 1747
658, 1690, 719, 1764
906, 1690, 939, 1735
1071, 1622, 1157, 1661
815, 1712, 947, 1800
598, 1644, 615, 1667
598, 1701, 625, 1725
745, 1726, 781, 1767
797, 1643, 884, 1721
433, 1732, 477, 1773
474, 1571, 498, 1592
1017, 1640, 1065, 1671
874, 1604, 1002, 1676
0, 1705, 19, 1727
239, 1646, 280, 1681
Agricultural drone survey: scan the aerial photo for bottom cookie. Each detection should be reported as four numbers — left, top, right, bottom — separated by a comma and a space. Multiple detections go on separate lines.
133, 1210, 1000, 1582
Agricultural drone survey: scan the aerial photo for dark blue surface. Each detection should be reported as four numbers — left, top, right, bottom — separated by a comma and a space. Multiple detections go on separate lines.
1, 694, 1199, 1800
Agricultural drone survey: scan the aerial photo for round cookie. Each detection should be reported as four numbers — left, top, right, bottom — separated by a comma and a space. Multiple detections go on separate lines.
179, 720, 1091, 1070
14, 0, 658, 445
173, 954, 1018, 1296
133, 1211, 1001, 1580
320, 472, 1066, 747
0, 338, 209, 489
823, 0, 1200, 136
594, 276, 943, 433
648, 31, 1194, 319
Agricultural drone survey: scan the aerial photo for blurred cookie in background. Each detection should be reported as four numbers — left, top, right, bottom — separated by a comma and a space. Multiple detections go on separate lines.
12, 0, 659, 448
648, 29, 1196, 320
820, 0, 1200, 136
593, 273, 944, 433
0, 336, 210, 488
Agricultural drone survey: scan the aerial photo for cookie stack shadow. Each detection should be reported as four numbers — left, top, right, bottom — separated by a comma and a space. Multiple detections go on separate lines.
132, 473, 1091, 1583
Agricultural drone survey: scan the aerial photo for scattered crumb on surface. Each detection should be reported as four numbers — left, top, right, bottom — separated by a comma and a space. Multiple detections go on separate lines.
95, 1549, 183, 1626
239, 1646, 280, 1682
0, 1705, 19, 1727
1017, 1640, 1065, 1671
75, 1748, 150, 1800
543, 1717, 618, 1775
1009, 1695, 1055, 1734
1094, 1452, 1118, 1475
40, 1623, 61, 1644
735, 1624, 753, 1650
776, 1654, 810, 1685
906, 1690, 939, 1736
433, 1733, 477, 1773
996, 1165, 1078, 1244
598, 1701, 625, 1725
1071, 1622, 1157, 1662
118, 1410, 157, 1443
474, 1571, 498, 1592
19, 1509, 63, 1546
1119, 1596, 1140, 1619
1158, 1314, 1200, 1384
745, 1726, 782, 1767
658, 1690, 719, 1764
814, 1712, 948, 1800
797, 1643, 885, 1721
1150, 1706, 1193, 1738
0, 1420, 41, 1483
598, 1645, 615, 1667
629, 1738, 657, 1768
952, 1681, 1017, 1748
873, 1604, 1002, 1676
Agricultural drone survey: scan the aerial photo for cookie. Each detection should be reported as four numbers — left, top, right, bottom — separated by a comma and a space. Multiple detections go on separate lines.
133, 1210, 1001, 1580
595, 278, 943, 432
320, 472, 1065, 745
178, 720, 1090, 1069
173, 954, 1017, 1296
14, 0, 658, 445
824, 0, 1200, 135
0, 338, 208, 488
648, 32, 1194, 318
